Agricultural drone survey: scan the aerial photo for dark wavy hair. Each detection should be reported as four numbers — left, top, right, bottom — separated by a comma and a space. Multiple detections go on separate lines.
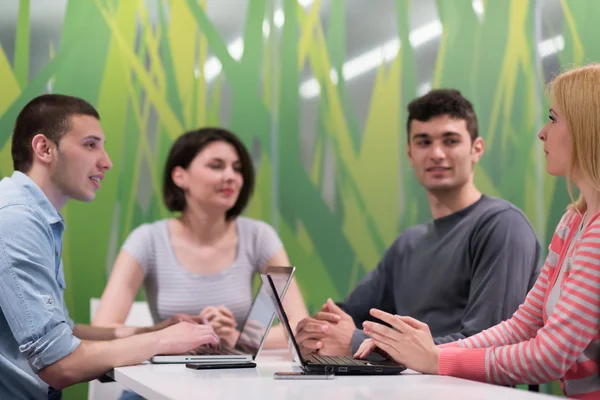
162, 127, 255, 220
406, 89, 478, 142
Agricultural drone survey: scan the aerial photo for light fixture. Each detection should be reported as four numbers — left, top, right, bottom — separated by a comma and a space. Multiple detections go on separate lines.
537, 35, 564, 58
201, 2, 315, 83
300, 18, 443, 99
472, 0, 484, 20
197, 37, 244, 81
417, 82, 432, 96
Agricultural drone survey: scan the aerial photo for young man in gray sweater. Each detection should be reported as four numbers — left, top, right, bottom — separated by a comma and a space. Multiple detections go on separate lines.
295, 89, 541, 356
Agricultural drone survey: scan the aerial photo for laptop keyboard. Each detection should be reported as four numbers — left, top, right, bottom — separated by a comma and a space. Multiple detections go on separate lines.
308, 355, 366, 365
188, 347, 241, 356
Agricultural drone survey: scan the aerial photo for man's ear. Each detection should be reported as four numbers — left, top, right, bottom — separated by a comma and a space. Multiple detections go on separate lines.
31, 134, 56, 165
471, 137, 485, 164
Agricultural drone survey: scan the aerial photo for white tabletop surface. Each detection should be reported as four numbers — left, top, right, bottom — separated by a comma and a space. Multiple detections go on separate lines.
108, 349, 561, 400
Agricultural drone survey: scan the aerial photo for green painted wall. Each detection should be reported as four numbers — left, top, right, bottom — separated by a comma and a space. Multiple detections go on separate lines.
1, 0, 599, 397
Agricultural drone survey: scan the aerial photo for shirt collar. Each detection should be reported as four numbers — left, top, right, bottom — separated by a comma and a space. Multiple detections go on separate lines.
11, 171, 64, 225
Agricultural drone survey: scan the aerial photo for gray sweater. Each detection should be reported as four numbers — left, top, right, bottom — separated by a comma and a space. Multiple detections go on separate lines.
339, 195, 542, 352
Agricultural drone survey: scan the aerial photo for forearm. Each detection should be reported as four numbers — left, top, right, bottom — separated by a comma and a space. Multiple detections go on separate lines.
39, 331, 160, 389
263, 325, 287, 349
73, 324, 143, 341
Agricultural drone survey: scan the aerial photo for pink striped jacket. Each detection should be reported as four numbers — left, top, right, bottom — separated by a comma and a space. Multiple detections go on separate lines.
438, 210, 600, 399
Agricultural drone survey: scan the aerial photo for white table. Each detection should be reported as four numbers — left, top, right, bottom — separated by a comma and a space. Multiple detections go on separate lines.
108, 350, 561, 400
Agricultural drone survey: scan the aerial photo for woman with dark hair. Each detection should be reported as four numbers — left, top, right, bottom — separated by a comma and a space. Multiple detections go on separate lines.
93, 127, 308, 348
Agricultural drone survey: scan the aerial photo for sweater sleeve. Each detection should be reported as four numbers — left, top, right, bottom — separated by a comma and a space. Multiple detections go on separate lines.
439, 213, 600, 385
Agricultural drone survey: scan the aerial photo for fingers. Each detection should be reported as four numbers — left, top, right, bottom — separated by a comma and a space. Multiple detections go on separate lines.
299, 339, 323, 355
215, 326, 240, 347
299, 322, 329, 334
312, 311, 341, 323
196, 323, 217, 334
371, 339, 396, 362
295, 325, 328, 344
218, 305, 235, 320
201, 309, 219, 322
362, 321, 400, 343
185, 315, 209, 325
362, 325, 392, 345
195, 325, 220, 346
397, 315, 429, 331
353, 339, 374, 359
200, 306, 237, 328
170, 314, 199, 324
200, 306, 217, 318
209, 315, 237, 329
296, 316, 331, 333
369, 309, 412, 333
295, 317, 313, 333
215, 326, 237, 335
325, 298, 346, 316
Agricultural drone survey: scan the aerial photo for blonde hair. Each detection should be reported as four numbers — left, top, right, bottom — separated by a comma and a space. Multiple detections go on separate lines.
548, 63, 600, 213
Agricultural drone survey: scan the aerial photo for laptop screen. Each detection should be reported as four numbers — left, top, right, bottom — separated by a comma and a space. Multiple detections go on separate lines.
260, 273, 305, 364
234, 267, 294, 355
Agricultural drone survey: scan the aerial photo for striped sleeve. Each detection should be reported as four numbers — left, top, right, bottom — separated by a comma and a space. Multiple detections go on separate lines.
439, 214, 600, 385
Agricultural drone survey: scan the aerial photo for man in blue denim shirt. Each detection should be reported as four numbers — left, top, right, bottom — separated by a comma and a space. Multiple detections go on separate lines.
0, 94, 219, 399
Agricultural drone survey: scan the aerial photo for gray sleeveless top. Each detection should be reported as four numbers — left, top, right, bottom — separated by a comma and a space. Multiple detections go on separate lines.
122, 217, 283, 325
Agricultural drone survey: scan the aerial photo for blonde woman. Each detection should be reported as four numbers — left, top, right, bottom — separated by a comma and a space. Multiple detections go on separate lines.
355, 64, 600, 399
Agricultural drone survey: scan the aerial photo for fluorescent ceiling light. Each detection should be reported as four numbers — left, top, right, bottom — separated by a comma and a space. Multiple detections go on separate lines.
298, 0, 314, 7
300, 18, 442, 99
199, 2, 315, 83
417, 81, 432, 96
472, 0, 484, 20
196, 37, 244, 82
409, 20, 443, 48
537, 35, 564, 58
299, 78, 321, 98
330, 69, 339, 85
299, 38, 400, 98
274, 9, 285, 28
343, 38, 401, 81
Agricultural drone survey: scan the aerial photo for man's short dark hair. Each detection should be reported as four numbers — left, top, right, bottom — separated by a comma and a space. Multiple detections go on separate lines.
406, 89, 479, 142
12, 94, 100, 172
163, 127, 255, 220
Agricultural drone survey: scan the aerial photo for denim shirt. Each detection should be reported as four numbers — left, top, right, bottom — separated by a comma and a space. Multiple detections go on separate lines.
0, 171, 80, 399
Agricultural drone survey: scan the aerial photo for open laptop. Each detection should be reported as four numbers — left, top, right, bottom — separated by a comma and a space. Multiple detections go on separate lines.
261, 273, 406, 375
151, 266, 295, 363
